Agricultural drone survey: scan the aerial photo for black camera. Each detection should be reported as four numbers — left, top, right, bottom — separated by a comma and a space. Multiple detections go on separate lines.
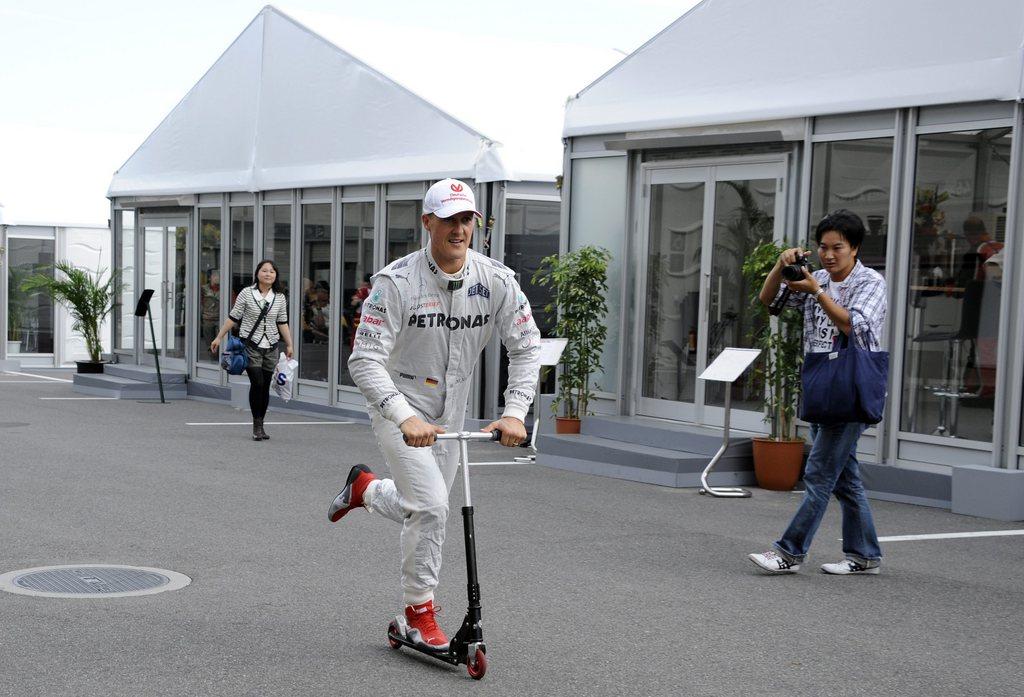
781, 252, 812, 281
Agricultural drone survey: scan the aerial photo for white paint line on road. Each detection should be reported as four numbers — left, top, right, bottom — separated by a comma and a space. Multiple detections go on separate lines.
186, 421, 355, 426
40, 397, 119, 400
3, 370, 73, 383
875, 529, 1024, 543
0, 380, 66, 384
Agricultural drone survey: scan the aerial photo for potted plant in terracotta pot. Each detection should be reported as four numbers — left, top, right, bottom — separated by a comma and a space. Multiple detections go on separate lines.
532, 245, 611, 434
742, 242, 805, 490
22, 261, 121, 373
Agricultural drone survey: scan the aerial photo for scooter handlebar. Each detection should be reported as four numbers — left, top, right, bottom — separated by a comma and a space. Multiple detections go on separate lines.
404, 429, 532, 444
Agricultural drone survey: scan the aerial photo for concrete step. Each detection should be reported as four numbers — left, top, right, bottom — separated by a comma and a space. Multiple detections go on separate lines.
104, 363, 187, 384
536, 432, 754, 489
72, 373, 188, 400
580, 414, 753, 457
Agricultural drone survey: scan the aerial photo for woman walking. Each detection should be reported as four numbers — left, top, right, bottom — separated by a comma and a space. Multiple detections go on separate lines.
211, 260, 293, 441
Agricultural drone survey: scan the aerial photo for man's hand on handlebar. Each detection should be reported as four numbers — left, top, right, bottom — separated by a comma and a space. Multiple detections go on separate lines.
481, 416, 527, 448
400, 416, 446, 448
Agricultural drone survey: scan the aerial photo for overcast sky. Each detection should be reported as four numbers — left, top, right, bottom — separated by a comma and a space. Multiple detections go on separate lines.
0, 0, 701, 225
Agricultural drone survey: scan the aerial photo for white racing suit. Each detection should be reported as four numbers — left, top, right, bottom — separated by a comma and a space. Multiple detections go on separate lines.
348, 247, 541, 605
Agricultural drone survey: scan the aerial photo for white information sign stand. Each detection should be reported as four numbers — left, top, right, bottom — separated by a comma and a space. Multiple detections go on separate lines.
696, 347, 761, 498
486, 338, 567, 466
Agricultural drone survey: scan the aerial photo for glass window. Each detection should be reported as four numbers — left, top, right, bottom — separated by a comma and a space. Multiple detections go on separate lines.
339, 201, 375, 387
197, 208, 221, 363
300, 203, 332, 382
808, 138, 894, 277
263, 204, 292, 296
498, 199, 561, 402
386, 200, 422, 264
642, 181, 704, 404
900, 128, 1011, 444
704, 178, 777, 410
115, 210, 135, 351
7, 238, 55, 354
229, 206, 254, 308
569, 156, 627, 393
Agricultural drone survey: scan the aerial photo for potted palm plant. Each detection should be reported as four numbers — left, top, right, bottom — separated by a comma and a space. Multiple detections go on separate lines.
22, 261, 121, 373
532, 245, 611, 434
742, 242, 805, 490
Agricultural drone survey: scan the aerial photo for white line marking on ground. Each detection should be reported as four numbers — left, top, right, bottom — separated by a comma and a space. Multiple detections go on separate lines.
40, 397, 119, 400
3, 371, 73, 383
875, 530, 1024, 543
0, 380, 66, 384
185, 421, 355, 426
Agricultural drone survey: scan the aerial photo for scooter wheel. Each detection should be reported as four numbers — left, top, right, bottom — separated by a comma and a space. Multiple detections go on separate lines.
387, 622, 402, 650
466, 648, 487, 680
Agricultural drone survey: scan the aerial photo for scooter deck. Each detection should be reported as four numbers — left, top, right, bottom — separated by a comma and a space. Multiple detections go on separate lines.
386, 632, 478, 667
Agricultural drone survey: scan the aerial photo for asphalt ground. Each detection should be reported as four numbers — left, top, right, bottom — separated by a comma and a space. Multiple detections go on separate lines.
1, 369, 1022, 696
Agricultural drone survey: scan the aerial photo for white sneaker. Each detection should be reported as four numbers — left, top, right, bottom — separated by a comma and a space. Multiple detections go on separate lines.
748, 550, 800, 574
821, 559, 880, 575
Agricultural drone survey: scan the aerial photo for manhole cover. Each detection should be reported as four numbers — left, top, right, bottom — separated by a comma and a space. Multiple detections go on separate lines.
0, 564, 191, 598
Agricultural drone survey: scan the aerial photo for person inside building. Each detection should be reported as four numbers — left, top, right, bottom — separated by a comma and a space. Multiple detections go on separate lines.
748, 209, 886, 576
326, 178, 541, 650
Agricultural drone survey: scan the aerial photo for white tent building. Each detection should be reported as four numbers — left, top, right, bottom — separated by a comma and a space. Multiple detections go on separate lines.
107, 6, 617, 416
554, 0, 1024, 519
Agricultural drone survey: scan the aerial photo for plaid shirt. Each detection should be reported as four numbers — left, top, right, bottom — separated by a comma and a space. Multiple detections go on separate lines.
773, 260, 886, 353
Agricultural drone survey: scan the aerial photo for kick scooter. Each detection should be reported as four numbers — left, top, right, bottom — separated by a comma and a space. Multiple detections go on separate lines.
387, 429, 511, 680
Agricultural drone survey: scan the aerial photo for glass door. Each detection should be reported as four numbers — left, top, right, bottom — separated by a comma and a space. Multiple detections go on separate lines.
141, 216, 188, 369
638, 161, 785, 431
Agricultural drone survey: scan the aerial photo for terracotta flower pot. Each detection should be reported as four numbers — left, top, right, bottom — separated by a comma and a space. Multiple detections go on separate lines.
752, 437, 805, 491
555, 417, 581, 434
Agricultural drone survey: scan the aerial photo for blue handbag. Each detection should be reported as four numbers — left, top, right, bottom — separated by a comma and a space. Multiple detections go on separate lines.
221, 334, 249, 375
799, 332, 888, 425
220, 291, 273, 375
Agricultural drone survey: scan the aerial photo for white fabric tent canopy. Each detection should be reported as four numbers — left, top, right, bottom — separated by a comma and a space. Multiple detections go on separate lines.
564, 0, 1024, 137
109, 7, 505, 196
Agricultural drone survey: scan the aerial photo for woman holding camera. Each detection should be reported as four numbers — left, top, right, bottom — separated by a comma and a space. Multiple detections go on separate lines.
210, 260, 293, 441
748, 210, 886, 576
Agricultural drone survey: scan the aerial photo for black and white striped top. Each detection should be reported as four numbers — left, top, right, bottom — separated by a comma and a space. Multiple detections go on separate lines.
229, 286, 289, 348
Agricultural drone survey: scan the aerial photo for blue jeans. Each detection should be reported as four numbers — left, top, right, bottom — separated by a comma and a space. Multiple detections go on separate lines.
773, 422, 882, 564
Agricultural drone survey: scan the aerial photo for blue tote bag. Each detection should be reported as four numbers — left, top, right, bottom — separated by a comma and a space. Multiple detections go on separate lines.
800, 333, 888, 425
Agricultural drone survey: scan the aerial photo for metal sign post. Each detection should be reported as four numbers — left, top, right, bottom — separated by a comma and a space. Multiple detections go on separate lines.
485, 338, 567, 466
697, 347, 761, 498
134, 289, 166, 404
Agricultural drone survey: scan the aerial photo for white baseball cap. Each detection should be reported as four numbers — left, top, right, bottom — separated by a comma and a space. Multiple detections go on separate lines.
423, 178, 481, 219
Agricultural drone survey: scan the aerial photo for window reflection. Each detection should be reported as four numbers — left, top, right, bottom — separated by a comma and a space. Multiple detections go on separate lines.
386, 200, 421, 264
300, 203, 332, 382
809, 138, 893, 277
901, 128, 1011, 442
7, 238, 55, 354
339, 201, 375, 387
263, 205, 292, 296
499, 199, 560, 403
115, 211, 135, 351
197, 209, 221, 363
230, 206, 254, 307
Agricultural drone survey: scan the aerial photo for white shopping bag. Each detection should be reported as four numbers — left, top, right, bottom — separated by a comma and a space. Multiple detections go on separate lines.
273, 352, 299, 402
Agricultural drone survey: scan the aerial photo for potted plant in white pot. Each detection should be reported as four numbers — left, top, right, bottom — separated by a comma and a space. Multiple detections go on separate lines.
22, 261, 121, 373
532, 245, 611, 434
741, 241, 806, 489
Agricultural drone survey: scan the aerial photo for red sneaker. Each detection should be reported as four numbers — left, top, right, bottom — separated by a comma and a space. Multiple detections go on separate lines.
404, 600, 449, 650
327, 465, 376, 522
